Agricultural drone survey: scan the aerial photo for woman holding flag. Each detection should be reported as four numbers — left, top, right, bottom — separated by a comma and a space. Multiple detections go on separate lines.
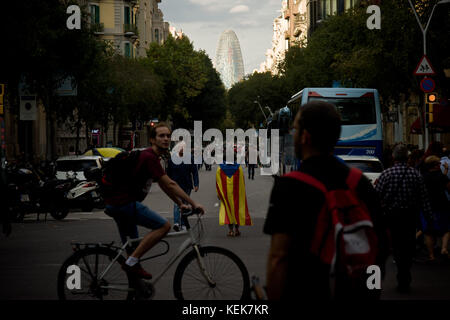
216, 153, 252, 236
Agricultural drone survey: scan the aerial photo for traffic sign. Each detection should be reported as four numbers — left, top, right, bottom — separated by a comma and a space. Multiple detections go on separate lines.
420, 77, 436, 93
414, 55, 435, 76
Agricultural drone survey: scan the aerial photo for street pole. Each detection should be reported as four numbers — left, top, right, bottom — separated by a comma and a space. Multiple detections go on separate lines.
407, 0, 450, 150
254, 100, 268, 123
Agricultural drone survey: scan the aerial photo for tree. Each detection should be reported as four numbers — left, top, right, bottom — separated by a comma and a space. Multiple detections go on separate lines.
280, 0, 450, 108
0, 0, 114, 158
227, 72, 290, 129
145, 35, 226, 129
183, 51, 227, 129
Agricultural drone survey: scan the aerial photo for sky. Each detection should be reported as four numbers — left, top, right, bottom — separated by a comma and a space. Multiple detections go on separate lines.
159, 0, 282, 75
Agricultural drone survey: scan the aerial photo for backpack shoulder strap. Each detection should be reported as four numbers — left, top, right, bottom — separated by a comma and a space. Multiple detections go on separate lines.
346, 167, 363, 190
283, 171, 327, 194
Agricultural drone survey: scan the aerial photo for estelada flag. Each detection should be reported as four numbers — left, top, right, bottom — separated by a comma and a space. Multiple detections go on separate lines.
216, 164, 252, 226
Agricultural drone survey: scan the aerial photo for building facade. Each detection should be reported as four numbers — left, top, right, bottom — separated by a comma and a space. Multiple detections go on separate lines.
307, 0, 358, 37
215, 30, 245, 89
87, 0, 169, 58
55, 0, 171, 155
260, 0, 308, 74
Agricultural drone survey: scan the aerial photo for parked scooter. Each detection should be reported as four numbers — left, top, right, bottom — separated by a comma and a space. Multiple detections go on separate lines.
62, 168, 104, 212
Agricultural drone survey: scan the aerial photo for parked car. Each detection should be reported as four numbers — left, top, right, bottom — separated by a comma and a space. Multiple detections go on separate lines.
55, 156, 104, 181
337, 155, 384, 185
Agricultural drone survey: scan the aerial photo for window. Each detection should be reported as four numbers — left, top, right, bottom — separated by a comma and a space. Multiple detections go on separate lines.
124, 42, 131, 58
308, 96, 377, 125
90, 4, 99, 24
321, 0, 341, 17
345, 0, 353, 10
124, 6, 130, 25
155, 29, 159, 43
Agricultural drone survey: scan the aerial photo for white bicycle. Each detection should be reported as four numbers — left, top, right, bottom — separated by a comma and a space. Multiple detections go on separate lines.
57, 208, 250, 300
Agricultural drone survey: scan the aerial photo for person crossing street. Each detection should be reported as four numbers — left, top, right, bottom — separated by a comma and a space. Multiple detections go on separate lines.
376, 143, 433, 293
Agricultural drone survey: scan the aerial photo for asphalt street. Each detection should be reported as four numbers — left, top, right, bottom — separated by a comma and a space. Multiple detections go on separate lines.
1, 165, 450, 300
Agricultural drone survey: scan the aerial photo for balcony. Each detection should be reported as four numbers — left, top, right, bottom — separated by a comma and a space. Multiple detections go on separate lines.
90, 22, 104, 34
123, 24, 138, 37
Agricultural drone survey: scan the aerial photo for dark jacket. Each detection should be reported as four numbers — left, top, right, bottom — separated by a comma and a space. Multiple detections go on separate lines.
167, 156, 199, 193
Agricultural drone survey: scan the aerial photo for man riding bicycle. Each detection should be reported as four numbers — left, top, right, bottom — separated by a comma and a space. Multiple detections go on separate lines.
104, 122, 206, 279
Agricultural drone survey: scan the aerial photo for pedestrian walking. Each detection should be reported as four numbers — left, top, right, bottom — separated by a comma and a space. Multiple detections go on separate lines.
245, 148, 256, 180
216, 159, 252, 237
264, 101, 388, 300
167, 143, 199, 232
422, 156, 450, 260
375, 143, 433, 293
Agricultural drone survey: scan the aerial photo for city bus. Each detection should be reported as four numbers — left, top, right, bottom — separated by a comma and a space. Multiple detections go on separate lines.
286, 87, 383, 160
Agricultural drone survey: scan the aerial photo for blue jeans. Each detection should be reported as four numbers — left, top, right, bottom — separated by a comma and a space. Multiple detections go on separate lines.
173, 189, 191, 226
105, 201, 167, 245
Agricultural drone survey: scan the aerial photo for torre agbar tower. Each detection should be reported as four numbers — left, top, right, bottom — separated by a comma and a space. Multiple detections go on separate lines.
215, 30, 245, 89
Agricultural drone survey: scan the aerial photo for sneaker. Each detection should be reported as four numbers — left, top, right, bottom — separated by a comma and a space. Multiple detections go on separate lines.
173, 223, 180, 232
122, 263, 152, 279
180, 225, 187, 231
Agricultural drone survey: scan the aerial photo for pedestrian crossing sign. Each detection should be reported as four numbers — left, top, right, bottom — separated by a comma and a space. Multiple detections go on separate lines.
414, 55, 435, 76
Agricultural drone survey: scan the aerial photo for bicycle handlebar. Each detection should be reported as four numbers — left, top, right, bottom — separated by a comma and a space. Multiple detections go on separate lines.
180, 207, 202, 230
180, 207, 202, 217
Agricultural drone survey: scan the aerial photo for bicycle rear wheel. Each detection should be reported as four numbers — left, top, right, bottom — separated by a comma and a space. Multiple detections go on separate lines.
57, 247, 132, 300
173, 246, 250, 300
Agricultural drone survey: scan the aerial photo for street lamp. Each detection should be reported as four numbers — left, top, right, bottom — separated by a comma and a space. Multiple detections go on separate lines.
253, 100, 268, 123
265, 106, 274, 118
408, 0, 450, 55
407, 0, 450, 150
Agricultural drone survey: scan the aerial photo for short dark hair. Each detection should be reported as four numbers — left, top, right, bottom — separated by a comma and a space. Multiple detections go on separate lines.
149, 122, 171, 139
295, 101, 341, 153
392, 143, 408, 162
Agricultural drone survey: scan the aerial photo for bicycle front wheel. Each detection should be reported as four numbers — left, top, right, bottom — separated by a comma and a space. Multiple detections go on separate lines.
173, 246, 250, 300
57, 247, 132, 300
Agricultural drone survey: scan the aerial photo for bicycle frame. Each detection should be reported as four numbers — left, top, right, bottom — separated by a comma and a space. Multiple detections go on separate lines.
98, 215, 214, 288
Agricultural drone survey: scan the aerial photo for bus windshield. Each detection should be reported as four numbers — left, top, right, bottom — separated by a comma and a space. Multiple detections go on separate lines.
308, 96, 376, 125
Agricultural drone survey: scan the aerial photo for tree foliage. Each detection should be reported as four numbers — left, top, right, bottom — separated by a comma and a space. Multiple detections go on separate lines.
280, 0, 450, 106
145, 35, 226, 129
228, 0, 449, 127
227, 72, 290, 129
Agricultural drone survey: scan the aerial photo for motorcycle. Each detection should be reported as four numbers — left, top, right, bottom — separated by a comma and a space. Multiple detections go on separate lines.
5, 161, 73, 221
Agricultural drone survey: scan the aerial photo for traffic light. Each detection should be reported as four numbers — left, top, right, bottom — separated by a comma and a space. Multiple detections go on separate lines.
426, 103, 434, 123
425, 92, 438, 104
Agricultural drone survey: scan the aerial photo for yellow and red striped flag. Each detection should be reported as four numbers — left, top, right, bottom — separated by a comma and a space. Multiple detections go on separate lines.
216, 164, 252, 226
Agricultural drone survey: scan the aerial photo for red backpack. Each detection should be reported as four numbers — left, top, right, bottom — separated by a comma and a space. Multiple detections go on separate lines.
284, 167, 378, 292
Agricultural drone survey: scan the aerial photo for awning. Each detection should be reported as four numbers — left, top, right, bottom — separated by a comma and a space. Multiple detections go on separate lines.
410, 104, 450, 134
